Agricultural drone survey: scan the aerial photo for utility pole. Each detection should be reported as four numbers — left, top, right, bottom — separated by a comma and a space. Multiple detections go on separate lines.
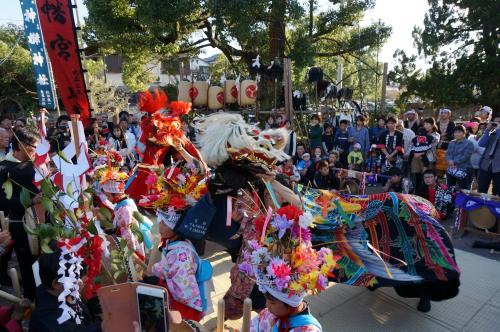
380, 62, 388, 112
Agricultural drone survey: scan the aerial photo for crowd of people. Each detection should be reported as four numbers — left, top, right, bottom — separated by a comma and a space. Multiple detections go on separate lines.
270, 106, 497, 219
0, 101, 482, 331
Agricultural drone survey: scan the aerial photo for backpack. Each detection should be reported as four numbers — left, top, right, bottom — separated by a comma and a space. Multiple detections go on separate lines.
168, 241, 213, 313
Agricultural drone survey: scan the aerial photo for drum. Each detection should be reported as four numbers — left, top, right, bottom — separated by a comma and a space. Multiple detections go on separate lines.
208, 86, 224, 110
342, 179, 359, 195
239, 80, 257, 106
435, 149, 447, 171
192, 81, 208, 106
469, 206, 497, 229
224, 80, 238, 103
178, 81, 193, 103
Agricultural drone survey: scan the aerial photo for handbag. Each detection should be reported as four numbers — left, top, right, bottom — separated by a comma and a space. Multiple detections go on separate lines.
447, 167, 468, 180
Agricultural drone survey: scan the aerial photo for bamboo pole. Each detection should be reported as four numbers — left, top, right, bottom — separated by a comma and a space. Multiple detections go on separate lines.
0, 289, 24, 305
0, 212, 8, 231
70, 114, 81, 157
9, 268, 22, 298
241, 298, 252, 332
216, 299, 225, 332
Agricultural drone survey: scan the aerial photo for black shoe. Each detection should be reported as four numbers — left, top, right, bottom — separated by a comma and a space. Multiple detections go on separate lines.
417, 297, 431, 312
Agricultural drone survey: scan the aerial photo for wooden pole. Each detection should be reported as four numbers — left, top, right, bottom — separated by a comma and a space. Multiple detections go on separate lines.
380, 62, 389, 113
0, 289, 25, 305
216, 299, 225, 332
242, 298, 252, 332
0, 212, 8, 231
283, 58, 294, 124
8, 268, 22, 298
70, 114, 80, 157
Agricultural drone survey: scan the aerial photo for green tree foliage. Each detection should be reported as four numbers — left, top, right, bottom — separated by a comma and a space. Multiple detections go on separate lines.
390, 0, 500, 110
85, 59, 130, 114
84, 0, 391, 94
0, 24, 36, 114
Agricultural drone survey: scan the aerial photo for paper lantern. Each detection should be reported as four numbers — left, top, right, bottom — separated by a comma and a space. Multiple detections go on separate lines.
208, 86, 224, 110
192, 81, 208, 106
178, 81, 192, 103
224, 80, 237, 104
239, 79, 257, 106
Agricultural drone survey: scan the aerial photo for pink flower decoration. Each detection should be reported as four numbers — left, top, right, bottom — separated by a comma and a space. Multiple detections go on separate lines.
145, 173, 158, 186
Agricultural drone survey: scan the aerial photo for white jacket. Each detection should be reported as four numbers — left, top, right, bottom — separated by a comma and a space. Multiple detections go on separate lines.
469, 135, 485, 169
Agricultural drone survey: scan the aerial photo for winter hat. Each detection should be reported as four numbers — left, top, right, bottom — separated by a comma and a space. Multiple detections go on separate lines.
353, 143, 361, 150
411, 135, 432, 153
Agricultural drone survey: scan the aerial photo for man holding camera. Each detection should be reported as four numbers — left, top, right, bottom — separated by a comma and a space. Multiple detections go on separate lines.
478, 110, 500, 195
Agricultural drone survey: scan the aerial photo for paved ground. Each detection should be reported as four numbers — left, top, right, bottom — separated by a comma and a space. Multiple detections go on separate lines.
202, 242, 500, 332
199, 183, 500, 331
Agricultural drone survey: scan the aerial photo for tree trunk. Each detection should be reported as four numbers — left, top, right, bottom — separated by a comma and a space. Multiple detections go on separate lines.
269, 0, 286, 59
309, 0, 314, 37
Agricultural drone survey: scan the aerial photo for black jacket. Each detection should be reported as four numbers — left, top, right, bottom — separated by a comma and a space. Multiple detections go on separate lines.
0, 160, 38, 220
314, 169, 340, 190
29, 286, 101, 332
437, 121, 455, 149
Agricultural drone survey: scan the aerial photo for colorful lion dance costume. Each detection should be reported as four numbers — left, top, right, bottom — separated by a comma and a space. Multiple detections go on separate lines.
126, 89, 204, 202
179, 112, 460, 314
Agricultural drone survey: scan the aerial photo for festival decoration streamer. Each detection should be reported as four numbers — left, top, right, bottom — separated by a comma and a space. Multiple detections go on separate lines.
36, 0, 91, 125
265, 181, 280, 209
19, 0, 57, 109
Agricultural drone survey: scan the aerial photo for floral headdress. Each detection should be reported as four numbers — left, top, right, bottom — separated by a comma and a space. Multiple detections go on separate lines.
97, 167, 129, 194
239, 205, 336, 307
138, 163, 207, 211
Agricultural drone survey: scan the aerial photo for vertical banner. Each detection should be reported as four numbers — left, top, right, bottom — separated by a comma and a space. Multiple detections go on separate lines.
19, 0, 57, 109
35, 0, 91, 125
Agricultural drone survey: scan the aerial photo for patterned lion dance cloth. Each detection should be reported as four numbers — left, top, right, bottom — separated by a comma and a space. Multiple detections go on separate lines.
303, 189, 460, 300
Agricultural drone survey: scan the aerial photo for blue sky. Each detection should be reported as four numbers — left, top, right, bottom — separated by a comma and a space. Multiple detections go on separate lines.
1, 0, 429, 68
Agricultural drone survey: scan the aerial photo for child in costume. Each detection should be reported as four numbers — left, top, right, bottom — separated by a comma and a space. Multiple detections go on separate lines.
126, 89, 206, 202
100, 170, 152, 260
409, 128, 434, 170
153, 209, 212, 322
297, 153, 311, 172
347, 143, 364, 170
365, 145, 381, 186
239, 206, 335, 332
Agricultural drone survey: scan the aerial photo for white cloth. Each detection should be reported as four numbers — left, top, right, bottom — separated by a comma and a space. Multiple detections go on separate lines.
263, 285, 305, 308
469, 135, 485, 169
401, 128, 415, 157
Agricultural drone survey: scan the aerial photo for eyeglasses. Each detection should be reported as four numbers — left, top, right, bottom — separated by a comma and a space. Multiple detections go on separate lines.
23, 142, 37, 150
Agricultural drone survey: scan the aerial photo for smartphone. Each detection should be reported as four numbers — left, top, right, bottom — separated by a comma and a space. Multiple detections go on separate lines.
136, 285, 168, 332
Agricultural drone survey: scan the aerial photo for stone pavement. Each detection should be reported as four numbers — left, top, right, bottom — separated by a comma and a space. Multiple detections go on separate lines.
202, 242, 500, 332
